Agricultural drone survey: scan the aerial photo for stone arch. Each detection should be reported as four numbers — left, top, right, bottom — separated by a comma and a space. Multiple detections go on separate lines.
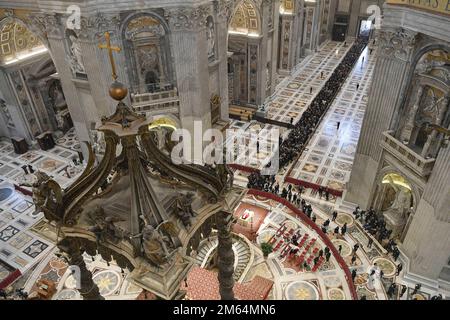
397, 41, 450, 115
371, 166, 422, 241
227, 0, 265, 106
395, 43, 450, 157
373, 166, 421, 213
229, 0, 262, 37
120, 12, 174, 94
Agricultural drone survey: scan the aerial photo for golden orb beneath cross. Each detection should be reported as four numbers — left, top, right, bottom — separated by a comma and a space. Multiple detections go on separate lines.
109, 81, 128, 101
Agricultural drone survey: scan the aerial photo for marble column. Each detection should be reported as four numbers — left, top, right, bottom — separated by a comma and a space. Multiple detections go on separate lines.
216, 12, 230, 121
293, 0, 305, 66
278, 14, 294, 71
0, 69, 33, 142
348, 0, 362, 37
58, 238, 104, 300
401, 144, 450, 281
312, 0, 322, 52
166, 6, 212, 163
46, 36, 91, 143
345, 28, 417, 208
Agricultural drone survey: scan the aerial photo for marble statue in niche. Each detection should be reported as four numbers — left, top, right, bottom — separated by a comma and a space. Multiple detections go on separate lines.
0, 98, 14, 127
48, 81, 70, 131
138, 46, 158, 75
206, 16, 216, 59
66, 30, 86, 75
382, 175, 412, 237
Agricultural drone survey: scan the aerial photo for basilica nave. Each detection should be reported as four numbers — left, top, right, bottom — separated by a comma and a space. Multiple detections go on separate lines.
0, 0, 449, 301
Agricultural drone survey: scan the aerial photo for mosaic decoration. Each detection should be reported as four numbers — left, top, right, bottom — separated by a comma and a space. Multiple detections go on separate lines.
281, 20, 291, 69
321, 0, 331, 35
328, 287, 345, 300
280, 0, 294, 14
0, 20, 44, 64
92, 270, 122, 296
285, 281, 319, 300
249, 44, 258, 104
230, 0, 260, 35
304, 7, 314, 48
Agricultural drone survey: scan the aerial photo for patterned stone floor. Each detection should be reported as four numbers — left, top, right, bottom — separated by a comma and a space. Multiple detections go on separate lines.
0, 139, 82, 282
227, 39, 355, 171
55, 128, 81, 152
266, 40, 354, 125
287, 44, 378, 195
21, 252, 142, 300
241, 193, 387, 300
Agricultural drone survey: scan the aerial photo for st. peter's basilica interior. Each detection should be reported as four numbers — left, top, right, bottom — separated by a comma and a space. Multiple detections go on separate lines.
0, 0, 448, 301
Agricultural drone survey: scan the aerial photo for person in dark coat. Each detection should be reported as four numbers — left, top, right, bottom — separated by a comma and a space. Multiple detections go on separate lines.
341, 223, 347, 235
387, 283, 396, 298
332, 211, 338, 221
396, 263, 403, 276
351, 269, 357, 281
367, 237, 373, 248
351, 254, 357, 265
399, 285, 407, 298
334, 226, 340, 235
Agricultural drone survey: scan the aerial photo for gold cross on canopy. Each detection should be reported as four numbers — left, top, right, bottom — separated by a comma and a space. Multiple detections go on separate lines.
98, 32, 121, 80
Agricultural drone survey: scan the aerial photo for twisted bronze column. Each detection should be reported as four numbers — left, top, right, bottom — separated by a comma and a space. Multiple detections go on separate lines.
216, 211, 235, 300
58, 238, 104, 300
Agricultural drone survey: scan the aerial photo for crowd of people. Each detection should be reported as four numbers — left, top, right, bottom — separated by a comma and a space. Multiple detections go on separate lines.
352, 206, 402, 259
274, 36, 369, 170
249, 37, 369, 196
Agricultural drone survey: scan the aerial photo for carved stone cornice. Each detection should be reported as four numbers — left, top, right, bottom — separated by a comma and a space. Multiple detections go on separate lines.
379, 28, 418, 62
25, 12, 60, 45
216, 0, 235, 22
77, 13, 121, 41
164, 5, 212, 32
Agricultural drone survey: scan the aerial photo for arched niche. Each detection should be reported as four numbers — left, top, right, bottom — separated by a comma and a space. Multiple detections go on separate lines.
396, 47, 450, 158
372, 170, 419, 241
121, 13, 174, 95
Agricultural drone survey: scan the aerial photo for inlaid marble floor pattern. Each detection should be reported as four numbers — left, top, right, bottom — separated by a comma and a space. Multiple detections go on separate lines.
228, 39, 356, 171
0, 139, 83, 280
266, 40, 355, 125
243, 193, 390, 300
288, 44, 378, 195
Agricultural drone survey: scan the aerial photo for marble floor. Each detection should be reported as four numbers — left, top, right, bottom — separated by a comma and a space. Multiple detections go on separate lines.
0, 139, 82, 284
287, 44, 378, 195
237, 193, 387, 300
266, 40, 355, 125
227, 39, 356, 171
231, 190, 432, 300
